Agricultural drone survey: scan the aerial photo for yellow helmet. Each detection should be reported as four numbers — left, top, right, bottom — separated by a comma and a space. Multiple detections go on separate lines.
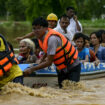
47, 13, 58, 21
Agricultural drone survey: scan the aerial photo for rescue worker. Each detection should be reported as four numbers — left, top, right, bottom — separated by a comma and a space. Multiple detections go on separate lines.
0, 34, 23, 89
15, 13, 58, 41
47, 13, 58, 29
23, 17, 81, 88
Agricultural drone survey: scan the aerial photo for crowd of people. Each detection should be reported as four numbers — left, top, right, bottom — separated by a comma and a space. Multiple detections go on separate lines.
0, 6, 105, 89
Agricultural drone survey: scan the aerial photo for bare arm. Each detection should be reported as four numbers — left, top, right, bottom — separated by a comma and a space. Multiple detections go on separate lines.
15, 32, 35, 41
23, 55, 54, 76
81, 55, 89, 63
94, 57, 100, 66
73, 15, 81, 31
36, 53, 47, 64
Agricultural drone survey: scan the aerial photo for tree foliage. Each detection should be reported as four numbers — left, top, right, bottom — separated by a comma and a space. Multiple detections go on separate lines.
0, 0, 8, 16
0, 0, 105, 21
24, 0, 52, 22
6, 0, 26, 21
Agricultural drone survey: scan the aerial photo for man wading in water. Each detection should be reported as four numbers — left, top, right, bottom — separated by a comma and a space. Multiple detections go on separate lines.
23, 17, 81, 88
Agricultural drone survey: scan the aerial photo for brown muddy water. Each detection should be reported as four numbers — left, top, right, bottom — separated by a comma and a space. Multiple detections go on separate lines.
0, 78, 105, 105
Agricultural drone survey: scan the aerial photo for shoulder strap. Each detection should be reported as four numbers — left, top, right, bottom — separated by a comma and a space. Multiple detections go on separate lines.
0, 34, 9, 52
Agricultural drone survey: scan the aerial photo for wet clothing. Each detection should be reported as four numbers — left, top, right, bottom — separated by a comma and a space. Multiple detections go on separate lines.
47, 35, 80, 70
57, 63, 81, 88
0, 34, 23, 88
39, 28, 79, 70
0, 64, 23, 88
38, 28, 81, 88
13, 75, 23, 84
0, 35, 19, 77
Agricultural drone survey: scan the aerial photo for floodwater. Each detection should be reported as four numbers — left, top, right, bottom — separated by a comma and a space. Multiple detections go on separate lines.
0, 78, 105, 105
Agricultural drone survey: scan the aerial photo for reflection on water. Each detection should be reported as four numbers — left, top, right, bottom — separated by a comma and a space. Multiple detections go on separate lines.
0, 78, 105, 105
0, 22, 32, 48
0, 23, 103, 48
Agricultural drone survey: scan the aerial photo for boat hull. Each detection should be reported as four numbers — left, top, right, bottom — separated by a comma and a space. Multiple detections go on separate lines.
19, 62, 105, 87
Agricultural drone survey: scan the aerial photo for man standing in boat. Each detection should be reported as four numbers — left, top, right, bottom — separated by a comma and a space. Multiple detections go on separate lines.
23, 17, 81, 88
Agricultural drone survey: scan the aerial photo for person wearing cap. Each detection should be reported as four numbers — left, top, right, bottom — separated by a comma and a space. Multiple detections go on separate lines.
15, 13, 58, 41
47, 13, 58, 29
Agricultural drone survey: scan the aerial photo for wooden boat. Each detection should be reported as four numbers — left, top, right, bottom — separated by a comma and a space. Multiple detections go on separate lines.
19, 62, 105, 87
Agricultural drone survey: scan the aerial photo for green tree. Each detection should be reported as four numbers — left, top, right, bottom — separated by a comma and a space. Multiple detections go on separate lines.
25, 0, 77, 21
0, 0, 8, 16
75, 0, 92, 19
88, 0, 105, 18
59, 0, 77, 12
25, 0, 52, 22
6, 0, 26, 21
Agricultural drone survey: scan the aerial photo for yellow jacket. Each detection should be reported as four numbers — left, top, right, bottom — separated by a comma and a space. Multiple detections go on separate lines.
0, 37, 22, 88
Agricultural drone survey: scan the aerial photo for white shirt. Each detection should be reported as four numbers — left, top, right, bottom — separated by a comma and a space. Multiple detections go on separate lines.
57, 18, 82, 39
54, 25, 73, 41
67, 18, 82, 37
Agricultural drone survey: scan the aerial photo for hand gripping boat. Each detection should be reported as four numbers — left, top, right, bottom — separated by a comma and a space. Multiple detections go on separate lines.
19, 62, 105, 87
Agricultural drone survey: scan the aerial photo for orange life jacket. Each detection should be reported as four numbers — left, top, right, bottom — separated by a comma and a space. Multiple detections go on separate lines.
38, 28, 78, 70
0, 34, 19, 77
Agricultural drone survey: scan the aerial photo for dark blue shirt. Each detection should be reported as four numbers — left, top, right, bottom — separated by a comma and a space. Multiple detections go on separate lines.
90, 45, 105, 62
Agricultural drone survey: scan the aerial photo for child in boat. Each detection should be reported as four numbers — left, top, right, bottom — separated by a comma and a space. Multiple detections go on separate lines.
73, 33, 90, 63
84, 35, 100, 65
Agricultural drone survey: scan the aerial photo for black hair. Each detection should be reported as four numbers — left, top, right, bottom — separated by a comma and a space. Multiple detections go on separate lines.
59, 14, 69, 20
97, 30, 105, 36
97, 30, 105, 42
73, 33, 85, 41
84, 35, 90, 41
31, 38, 39, 49
66, 6, 75, 11
73, 33, 86, 47
103, 30, 105, 34
32, 17, 48, 27
90, 31, 102, 43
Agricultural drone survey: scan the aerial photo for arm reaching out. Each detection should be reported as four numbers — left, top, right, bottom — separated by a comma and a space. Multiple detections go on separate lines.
15, 32, 35, 41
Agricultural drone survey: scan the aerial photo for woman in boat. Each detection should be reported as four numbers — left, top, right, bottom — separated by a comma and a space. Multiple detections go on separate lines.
84, 35, 100, 65
73, 33, 90, 63
90, 31, 105, 62
17, 38, 37, 63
